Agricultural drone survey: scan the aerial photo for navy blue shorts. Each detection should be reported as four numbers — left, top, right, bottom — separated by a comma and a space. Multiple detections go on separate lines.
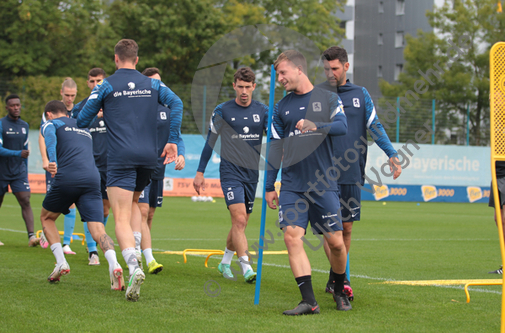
0, 176, 30, 195
338, 184, 361, 222
107, 167, 153, 192
99, 170, 108, 200
279, 190, 343, 234
139, 180, 163, 208
221, 179, 257, 214
43, 184, 103, 223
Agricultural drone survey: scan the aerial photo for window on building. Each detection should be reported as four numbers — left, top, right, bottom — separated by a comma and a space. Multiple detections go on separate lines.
396, 0, 405, 15
378, 66, 383, 78
394, 64, 403, 81
395, 31, 404, 48
379, 1, 384, 13
378, 33, 383, 45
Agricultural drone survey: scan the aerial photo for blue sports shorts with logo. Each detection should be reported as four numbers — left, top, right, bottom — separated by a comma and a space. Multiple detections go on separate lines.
0, 176, 30, 195
278, 190, 343, 234
107, 167, 153, 192
338, 184, 361, 222
138, 180, 163, 208
43, 184, 103, 223
221, 179, 257, 214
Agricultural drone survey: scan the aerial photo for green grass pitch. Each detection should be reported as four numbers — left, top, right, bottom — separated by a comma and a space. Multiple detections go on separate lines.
0, 194, 502, 332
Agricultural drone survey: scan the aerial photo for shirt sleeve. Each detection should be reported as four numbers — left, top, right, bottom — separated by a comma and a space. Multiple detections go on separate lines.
313, 94, 347, 136
266, 103, 282, 192
177, 133, 185, 158
0, 121, 22, 158
41, 122, 58, 164
363, 88, 397, 158
77, 81, 110, 128
156, 80, 184, 144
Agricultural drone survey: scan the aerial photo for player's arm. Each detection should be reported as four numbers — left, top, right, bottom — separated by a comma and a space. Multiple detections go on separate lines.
175, 133, 186, 170
0, 121, 24, 158
22, 125, 29, 167
265, 103, 283, 209
193, 106, 222, 194
77, 81, 109, 128
70, 100, 83, 119
41, 122, 58, 177
297, 94, 347, 135
362, 88, 401, 179
157, 81, 183, 163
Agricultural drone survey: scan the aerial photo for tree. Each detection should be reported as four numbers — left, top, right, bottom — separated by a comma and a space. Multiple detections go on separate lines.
379, 0, 505, 145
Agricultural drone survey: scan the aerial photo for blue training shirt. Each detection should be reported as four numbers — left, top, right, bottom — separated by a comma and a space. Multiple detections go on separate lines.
0, 116, 29, 180
72, 97, 107, 171
266, 87, 347, 192
76, 68, 183, 169
41, 117, 99, 187
151, 105, 185, 180
197, 99, 268, 183
317, 80, 397, 185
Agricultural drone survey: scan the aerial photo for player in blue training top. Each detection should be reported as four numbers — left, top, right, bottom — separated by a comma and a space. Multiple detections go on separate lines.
194, 67, 268, 283
40, 100, 125, 292
38, 78, 79, 255
138, 68, 186, 275
0, 94, 39, 247
317, 46, 402, 300
76, 39, 183, 301
69, 68, 108, 266
265, 50, 351, 315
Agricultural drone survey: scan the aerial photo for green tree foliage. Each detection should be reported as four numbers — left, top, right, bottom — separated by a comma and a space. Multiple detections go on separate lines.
379, 0, 505, 146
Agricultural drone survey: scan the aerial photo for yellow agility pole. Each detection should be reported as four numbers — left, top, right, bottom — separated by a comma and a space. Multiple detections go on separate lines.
489, 41, 505, 333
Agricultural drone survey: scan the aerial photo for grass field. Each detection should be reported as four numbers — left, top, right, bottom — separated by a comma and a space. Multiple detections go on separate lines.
0, 193, 503, 332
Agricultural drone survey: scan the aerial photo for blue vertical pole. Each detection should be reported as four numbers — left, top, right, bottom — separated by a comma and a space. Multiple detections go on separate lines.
202, 86, 207, 134
467, 103, 470, 146
396, 97, 400, 143
432, 99, 435, 145
254, 65, 276, 305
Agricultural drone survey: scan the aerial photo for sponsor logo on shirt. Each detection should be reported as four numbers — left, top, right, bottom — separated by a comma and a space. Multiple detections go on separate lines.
128, 82, 136, 90
99, 120, 105, 127
22, 128, 26, 134
353, 98, 360, 108
243, 126, 249, 134
467, 186, 482, 203
312, 102, 322, 112
113, 89, 152, 98
421, 185, 437, 202
253, 114, 260, 122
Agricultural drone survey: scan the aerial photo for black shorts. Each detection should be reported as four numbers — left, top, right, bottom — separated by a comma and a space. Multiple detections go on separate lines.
489, 178, 505, 208
338, 184, 361, 222
43, 184, 103, 223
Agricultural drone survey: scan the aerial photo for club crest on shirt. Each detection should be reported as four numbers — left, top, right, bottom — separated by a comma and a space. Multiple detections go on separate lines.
353, 98, 360, 108
22, 128, 26, 134
160, 112, 167, 120
128, 82, 135, 90
253, 114, 260, 122
312, 102, 322, 112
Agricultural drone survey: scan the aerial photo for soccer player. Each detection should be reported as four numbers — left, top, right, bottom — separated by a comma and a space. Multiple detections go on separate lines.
77, 39, 183, 301
138, 67, 186, 274
38, 78, 79, 255
317, 46, 402, 299
194, 67, 268, 283
0, 94, 39, 247
69, 68, 108, 266
488, 161, 505, 274
40, 100, 124, 291
265, 50, 350, 315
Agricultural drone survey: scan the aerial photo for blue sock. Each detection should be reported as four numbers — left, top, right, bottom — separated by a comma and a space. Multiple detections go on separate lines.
345, 252, 351, 283
103, 215, 109, 227
63, 208, 76, 245
83, 222, 97, 254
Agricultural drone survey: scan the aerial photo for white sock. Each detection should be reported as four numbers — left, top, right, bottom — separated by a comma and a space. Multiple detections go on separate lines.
104, 250, 119, 275
239, 255, 252, 274
50, 243, 66, 265
133, 232, 142, 252
221, 247, 235, 265
121, 247, 139, 275
143, 248, 154, 264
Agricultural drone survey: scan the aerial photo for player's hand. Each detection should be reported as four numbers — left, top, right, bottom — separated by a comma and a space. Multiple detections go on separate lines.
296, 119, 316, 133
48, 162, 57, 177
42, 160, 49, 172
389, 156, 402, 180
265, 191, 279, 209
161, 143, 177, 164
97, 109, 104, 118
175, 155, 185, 170
193, 172, 205, 195
21, 150, 29, 158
